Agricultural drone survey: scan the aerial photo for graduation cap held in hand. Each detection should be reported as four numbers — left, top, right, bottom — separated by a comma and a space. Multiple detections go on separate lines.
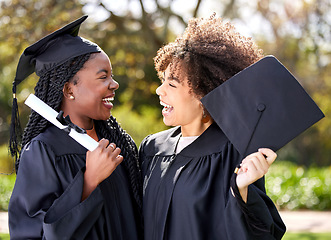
201, 55, 324, 157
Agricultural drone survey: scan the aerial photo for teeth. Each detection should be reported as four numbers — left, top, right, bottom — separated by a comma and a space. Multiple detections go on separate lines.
160, 101, 173, 109
103, 97, 114, 104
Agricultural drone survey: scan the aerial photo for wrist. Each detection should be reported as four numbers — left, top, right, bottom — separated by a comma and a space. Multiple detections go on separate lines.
84, 170, 99, 188
81, 171, 98, 201
235, 174, 249, 203
237, 185, 248, 203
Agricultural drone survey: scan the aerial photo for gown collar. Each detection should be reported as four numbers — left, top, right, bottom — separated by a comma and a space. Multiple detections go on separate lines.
148, 123, 228, 157
179, 123, 228, 157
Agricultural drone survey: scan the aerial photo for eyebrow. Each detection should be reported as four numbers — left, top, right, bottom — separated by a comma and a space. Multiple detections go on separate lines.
167, 75, 180, 83
96, 69, 109, 75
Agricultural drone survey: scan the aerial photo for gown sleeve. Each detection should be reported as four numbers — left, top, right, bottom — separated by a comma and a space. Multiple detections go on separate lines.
224, 180, 285, 239
224, 144, 286, 240
8, 140, 104, 240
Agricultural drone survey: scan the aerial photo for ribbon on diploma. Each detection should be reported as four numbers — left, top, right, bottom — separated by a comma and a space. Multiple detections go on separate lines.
56, 111, 86, 134
25, 94, 98, 151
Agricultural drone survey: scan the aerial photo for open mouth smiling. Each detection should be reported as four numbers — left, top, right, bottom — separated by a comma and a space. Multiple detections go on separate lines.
160, 101, 174, 114
102, 97, 114, 109
102, 97, 114, 104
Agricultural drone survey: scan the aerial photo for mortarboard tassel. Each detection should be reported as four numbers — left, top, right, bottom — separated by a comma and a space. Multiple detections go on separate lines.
9, 81, 22, 172
8, 16, 101, 173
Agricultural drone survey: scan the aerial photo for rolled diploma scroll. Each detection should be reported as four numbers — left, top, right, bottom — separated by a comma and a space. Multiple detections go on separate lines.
25, 93, 99, 151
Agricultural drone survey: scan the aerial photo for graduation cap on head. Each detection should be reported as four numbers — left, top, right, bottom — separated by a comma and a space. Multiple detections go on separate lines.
14, 15, 101, 85
10, 15, 101, 161
201, 55, 324, 157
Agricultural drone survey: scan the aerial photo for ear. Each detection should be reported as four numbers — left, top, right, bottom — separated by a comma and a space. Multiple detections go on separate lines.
63, 82, 74, 99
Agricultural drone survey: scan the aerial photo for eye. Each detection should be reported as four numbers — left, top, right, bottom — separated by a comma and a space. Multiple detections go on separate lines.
169, 83, 176, 88
99, 73, 113, 80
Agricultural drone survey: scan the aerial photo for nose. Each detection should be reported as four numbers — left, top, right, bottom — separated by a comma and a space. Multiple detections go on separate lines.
109, 78, 119, 91
156, 83, 165, 96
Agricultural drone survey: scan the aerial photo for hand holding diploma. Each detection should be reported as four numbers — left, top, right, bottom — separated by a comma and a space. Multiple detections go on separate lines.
25, 94, 123, 200
83, 139, 124, 200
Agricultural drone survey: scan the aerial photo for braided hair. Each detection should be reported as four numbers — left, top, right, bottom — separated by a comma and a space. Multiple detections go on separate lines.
154, 14, 264, 98
16, 52, 142, 213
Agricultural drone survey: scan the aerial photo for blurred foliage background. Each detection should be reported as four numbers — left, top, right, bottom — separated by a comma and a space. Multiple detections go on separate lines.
0, 0, 330, 210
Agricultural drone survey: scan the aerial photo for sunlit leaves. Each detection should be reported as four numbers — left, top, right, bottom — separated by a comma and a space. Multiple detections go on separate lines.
266, 161, 331, 210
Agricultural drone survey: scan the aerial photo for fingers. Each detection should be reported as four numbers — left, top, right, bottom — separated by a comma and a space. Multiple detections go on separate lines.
95, 139, 123, 162
110, 145, 123, 162
115, 154, 124, 162
241, 156, 268, 179
98, 139, 118, 152
85, 139, 124, 189
108, 143, 116, 151
243, 148, 277, 166
239, 148, 277, 179
236, 148, 277, 189
98, 138, 110, 148
107, 143, 123, 162
258, 148, 277, 165
98, 139, 117, 151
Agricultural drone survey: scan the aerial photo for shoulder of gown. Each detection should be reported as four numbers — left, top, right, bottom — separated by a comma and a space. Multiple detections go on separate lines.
139, 126, 181, 156
32, 125, 87, 156
10, 125, 140, 239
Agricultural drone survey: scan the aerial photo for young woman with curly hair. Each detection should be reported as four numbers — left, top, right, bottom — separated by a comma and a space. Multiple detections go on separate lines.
139, 14, 286, 240
9, 16, 143, 239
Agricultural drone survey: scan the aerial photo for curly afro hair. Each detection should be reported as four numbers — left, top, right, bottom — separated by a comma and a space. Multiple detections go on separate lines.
154, 14, 264, 98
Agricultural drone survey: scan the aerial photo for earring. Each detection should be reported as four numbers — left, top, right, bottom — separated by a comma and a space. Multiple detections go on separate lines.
202, 109, 210, 123
69, 95, 75, 100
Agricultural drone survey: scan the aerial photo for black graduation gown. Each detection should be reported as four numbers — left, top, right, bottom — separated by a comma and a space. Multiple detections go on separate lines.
139, 123, 286, 240
9, 125, 141, 240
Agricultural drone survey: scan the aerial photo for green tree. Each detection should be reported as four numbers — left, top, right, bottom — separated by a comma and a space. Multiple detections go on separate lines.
255, 0, 331, 166
0, 0, 86, 144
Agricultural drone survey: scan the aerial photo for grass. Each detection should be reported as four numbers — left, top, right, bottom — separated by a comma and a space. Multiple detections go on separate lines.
0, 233, 9, 240
283, 232, 331, 240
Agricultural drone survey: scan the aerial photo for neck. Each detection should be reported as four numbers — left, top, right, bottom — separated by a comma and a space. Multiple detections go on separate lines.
85, 123, 94, 131
60, 100, 98, 141
181, 119, 213, 137
86, 123, 99, 141
60, 102, 94, 130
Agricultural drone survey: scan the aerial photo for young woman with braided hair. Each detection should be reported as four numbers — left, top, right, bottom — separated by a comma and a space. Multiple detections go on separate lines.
139, 15, 286, 239
9, 16, 142, 239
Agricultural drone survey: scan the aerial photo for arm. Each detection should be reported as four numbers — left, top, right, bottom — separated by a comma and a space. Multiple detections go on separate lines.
44, 139, 124, 239
82, 139, 123, 200
8, 141, 62, 239
236, 148, 276, 202
227, 148, 286, 239
9, 139, 123, 239
226, 179, 286, 240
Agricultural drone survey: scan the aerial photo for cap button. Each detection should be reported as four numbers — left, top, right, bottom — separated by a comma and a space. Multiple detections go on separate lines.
257, 103, 266, 112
